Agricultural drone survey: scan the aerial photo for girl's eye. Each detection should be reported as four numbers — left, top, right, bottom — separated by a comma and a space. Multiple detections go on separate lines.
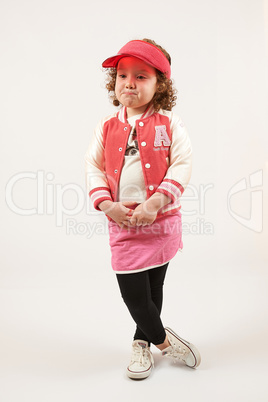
117, 74, 146, 79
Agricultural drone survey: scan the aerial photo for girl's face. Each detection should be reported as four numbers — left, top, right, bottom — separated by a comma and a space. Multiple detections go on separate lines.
115, 56, 157, 117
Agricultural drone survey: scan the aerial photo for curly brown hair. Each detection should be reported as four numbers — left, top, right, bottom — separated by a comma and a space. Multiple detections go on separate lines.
104, 38, 177, 112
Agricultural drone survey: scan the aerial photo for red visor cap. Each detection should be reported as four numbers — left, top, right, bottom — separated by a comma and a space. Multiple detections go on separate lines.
102, 40, 171, 79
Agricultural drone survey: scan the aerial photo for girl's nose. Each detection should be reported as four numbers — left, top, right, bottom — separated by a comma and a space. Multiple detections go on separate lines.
126, 77, 136, 89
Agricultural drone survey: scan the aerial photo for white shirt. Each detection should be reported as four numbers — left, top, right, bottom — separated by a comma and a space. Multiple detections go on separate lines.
118, 114, 147, 203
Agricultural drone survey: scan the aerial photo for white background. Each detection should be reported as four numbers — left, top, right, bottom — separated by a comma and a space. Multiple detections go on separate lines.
1, 0, 268, 401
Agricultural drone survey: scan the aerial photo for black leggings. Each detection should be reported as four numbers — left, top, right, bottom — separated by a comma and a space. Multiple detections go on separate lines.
116, 263, 169, 346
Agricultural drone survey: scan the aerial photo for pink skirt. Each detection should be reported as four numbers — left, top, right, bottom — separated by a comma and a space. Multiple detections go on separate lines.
108, 213, 183, 274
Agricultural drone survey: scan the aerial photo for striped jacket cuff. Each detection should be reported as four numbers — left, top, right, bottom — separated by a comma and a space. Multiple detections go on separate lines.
156, 179, 184, 203
89, 187, 113, 210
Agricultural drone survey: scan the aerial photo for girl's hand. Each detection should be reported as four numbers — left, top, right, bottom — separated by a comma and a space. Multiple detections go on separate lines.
129, 201, 158, 226
129, 193, 171, 226
98, 200, 136, 228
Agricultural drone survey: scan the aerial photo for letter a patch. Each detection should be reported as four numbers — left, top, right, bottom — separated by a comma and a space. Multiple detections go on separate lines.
154, 125, 171, 147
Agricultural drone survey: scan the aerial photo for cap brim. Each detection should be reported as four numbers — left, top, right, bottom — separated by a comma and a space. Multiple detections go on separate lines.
102, 54, 130, 68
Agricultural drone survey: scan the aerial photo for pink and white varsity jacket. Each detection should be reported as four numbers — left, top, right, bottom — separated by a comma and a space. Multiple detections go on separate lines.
84, 105, 192, 217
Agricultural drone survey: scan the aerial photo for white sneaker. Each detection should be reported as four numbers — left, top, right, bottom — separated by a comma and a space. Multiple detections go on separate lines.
126, 340, 154, 379
162, 327, 201, 368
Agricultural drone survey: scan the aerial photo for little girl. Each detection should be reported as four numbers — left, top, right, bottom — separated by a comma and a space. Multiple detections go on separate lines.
84, 38, 201, 379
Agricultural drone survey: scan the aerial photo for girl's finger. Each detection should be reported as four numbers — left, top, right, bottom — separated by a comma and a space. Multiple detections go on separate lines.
122, 220, 132, 226
122, 201, 138, 208
130, 218, 137, 225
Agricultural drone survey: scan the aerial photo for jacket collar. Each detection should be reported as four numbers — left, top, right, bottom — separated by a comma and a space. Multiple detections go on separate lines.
117, 104, 155, 123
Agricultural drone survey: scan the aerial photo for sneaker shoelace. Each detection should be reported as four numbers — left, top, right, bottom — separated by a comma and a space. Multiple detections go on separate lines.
164, 339, 188, 364
131, 344, 154, 368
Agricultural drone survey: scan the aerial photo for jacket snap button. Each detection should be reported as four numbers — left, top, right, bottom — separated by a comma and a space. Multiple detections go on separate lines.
139, 122, 144, 127
119, 147, 122, 151
149, 185, 154, 190
114, 169, 118, 173
124, 127, 127, 131
145, 163, 150, 169
141, 141, 146, 146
